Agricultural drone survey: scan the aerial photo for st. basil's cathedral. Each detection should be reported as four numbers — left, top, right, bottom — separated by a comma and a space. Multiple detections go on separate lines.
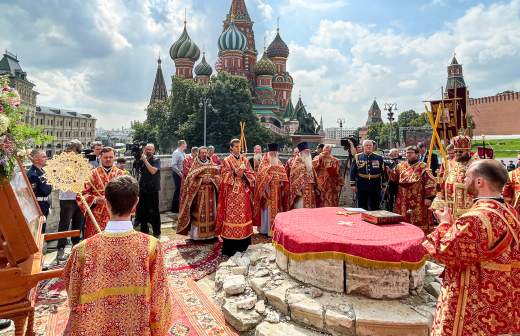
148, 0, 321, 138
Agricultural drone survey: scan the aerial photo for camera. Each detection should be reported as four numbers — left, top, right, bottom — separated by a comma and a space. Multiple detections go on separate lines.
126, 142, 146, 160
340, 136, 359, 148
81, 148, 97, 162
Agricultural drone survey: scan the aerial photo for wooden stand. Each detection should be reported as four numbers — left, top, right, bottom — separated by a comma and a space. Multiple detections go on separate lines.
0, 161, 79, 335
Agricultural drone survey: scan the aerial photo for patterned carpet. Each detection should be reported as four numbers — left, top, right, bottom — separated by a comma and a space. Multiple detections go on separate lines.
27, 237, 238, 336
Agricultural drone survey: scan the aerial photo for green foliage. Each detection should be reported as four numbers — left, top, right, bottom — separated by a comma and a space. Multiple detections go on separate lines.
135, 72, 281, 153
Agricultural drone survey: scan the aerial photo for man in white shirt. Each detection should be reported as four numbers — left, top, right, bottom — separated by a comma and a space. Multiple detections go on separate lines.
171, 139, 187, 213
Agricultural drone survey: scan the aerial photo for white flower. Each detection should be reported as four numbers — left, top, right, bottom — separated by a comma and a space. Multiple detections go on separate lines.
0, 114, 10, 134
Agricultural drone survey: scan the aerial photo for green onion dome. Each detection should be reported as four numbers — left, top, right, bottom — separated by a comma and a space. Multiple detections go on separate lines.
170, 23, 200, 61
195, 53, 213, 76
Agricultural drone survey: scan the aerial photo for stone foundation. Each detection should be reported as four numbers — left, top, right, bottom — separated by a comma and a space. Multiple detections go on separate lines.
276, 249, 425, 299
213, 244, 440, 335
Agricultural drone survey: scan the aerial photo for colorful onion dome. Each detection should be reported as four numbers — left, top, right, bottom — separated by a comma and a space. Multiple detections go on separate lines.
195, 53, 213, 76
254, 54, 276, 76
218, 21, 247, 52
266, 29, 289, 58
170, 22, 200, 61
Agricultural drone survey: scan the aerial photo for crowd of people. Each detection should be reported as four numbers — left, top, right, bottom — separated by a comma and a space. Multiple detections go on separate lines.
21, 134, 520, 335
171, 139, 344, 256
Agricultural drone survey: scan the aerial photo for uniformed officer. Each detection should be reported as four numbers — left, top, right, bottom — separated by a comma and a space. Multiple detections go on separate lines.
349, 139, 385, 210
27, 149, 52, 233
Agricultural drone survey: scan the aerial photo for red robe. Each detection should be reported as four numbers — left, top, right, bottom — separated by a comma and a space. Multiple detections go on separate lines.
289, 155, 317, 209
216, 154, 255, 239
210, 153, 221, 166
62, 231, 173, 335
253, 154, 289, 234
313, 153, 344, 207
503, 167, 520, 213
389, 161, 436, 233
423, 199, 520, 335
182, 155, 195, 179
177, 158, 221, 239
77, 166, 124, 238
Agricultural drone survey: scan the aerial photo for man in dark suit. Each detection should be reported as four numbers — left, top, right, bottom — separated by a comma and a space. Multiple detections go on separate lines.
417, 142, 439, 176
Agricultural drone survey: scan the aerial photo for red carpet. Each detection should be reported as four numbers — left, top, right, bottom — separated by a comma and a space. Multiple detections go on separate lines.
31, 238, 237, 336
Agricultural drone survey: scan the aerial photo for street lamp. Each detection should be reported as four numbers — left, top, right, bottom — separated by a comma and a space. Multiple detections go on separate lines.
384, 103, 397, 148
337, 118, 345, 139
199, 97, 217, 146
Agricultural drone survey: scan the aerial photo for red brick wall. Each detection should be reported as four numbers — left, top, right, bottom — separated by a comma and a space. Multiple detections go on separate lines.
468, 92, 520, 135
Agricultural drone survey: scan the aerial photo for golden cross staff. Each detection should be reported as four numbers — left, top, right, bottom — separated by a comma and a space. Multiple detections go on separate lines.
44, 151, 101, 233
425, 103, 447, 165
239, 121, 247, 154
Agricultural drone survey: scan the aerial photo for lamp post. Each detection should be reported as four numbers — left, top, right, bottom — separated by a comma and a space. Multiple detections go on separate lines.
337, 118, 346, 139
199, 97, 216, 146
384, 103, 397, 148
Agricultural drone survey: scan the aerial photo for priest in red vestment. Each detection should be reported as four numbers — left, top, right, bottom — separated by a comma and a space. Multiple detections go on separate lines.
503, 162, 520, 212
388, 146, 436, 233
177, 147, 221, 240
216, 139, 255, 256
313, 144, 344, 207
253, 144, 289, 236
208, 145, 221, 166
285, 147, 299, 179
64, 175, 173, 336
423, 159, 520, 336
77, 147, 124, 238
433, 134, 478, 219
289, 142, 317, 209
182, 146, 199, 179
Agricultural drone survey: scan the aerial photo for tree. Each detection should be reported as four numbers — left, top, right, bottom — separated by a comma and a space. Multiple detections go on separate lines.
133, 72, 281, 153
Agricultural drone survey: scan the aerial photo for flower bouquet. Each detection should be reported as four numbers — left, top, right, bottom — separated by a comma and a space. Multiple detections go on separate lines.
0, 75, 51, 180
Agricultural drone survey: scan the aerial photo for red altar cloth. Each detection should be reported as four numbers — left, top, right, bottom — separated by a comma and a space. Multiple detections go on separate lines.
272, 207, 427, 270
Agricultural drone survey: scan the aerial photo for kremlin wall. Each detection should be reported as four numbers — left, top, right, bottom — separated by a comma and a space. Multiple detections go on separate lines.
469, 91, 520, 136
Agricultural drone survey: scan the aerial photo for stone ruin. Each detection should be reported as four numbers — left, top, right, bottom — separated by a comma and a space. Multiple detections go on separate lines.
211, 244, 444, 336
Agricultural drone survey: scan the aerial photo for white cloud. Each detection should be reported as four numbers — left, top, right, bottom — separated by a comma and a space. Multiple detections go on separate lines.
281, 0, 348, 12
254, 0, 273, 20
93, 0, 132, 50
287, 0, 520, 129
398, 80, 418, 89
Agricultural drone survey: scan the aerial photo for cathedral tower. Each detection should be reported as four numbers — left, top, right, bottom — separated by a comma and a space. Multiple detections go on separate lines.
221, 0, 257, 82
266, 27, 293, 108
148, 57, 168, 107
217, 19, 248, 76
170, 21, 200, 79
254, 54, 276, 105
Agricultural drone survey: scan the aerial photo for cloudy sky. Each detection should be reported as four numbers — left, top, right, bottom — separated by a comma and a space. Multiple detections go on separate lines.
1, 0, 519, 130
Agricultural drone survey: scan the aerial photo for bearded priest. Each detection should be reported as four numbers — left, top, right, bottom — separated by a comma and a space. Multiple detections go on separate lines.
433, 133, 478, 219
216, 139, 255, 256
253, 143, 289, 236
177, 146, 221, 240
313, 144, 344, 207
289, 142, 317, 209
77, 147, 124, 238
388, 146, 436, 233
424, 159, 520, 336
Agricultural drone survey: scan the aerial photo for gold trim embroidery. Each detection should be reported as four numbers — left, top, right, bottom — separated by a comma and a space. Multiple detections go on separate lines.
272, 241, 428, 271
79, 286, 150, 305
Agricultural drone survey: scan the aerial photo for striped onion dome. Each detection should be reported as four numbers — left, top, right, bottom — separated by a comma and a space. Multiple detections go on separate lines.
170, 22, 200, 61
266, 29, 289, 58
218, 21, 247, 52
255, 54, 276, 76
195, 53, 213, 76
